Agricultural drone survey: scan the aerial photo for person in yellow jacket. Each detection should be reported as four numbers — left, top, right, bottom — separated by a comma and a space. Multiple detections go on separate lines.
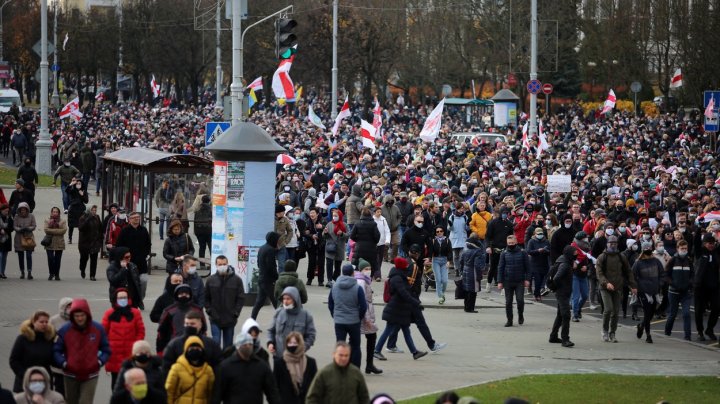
470, 201, 493, 241
165, 336, 214, 404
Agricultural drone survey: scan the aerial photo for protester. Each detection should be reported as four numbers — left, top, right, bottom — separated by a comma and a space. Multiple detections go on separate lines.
102, 288, 146, 386
161, 311, 221, 376
549, 246, 577, 347
16, 158, 38, 195
251, 231, 280, 320
113, 341, 165, 400
150, 273, 184, 323
431, 225, 453, 304
526, 227, 551, 301
43, 207, 67, 281
596, 236, 637, 343
13, 202, 36, 279
204, 254, 245, 349
66, 176, 88, 244
485, 207, 514, 290
273, 332, 317, 404
106, 247, 144, 309
632, 239, 664, 343
116, 211, 152, 298
13, 367, 64, 404
169, 190, 188, 232
304, 207, 326, 286
9, 179, 34, 216
77, 205, 102, 280
306, 342, 370, 404
162, 219, 194, 273
663, 240, 694, 340
52, 158, 80, 212
350, 207, 381, 268
274, 259, 309, 305
154, 180, 173, 240
268, 287, 317, 358
193, 195, 212, 260
49, 297, 72, 395
274, 204, 294, 270
693, 232, 719, 341
353, 259, 383, 374
324, 208, 349, 287
178, 255, 204, 306
460, 235, 486, 313
9, 311, 55, 393
497, 235, 531, 327
328, 264, 367, 368
156, 284, 207, 354
0, 203, 13, 279
165, 336, 214, 404
110, 368, 165, 404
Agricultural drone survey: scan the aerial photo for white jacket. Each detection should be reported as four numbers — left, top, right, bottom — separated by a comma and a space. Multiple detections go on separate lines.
373, 215, 391, 246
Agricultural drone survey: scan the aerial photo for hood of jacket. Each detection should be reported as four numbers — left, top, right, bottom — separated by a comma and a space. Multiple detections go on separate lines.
57, 297, 73, 319
20, 319, 55, 342
335, 274, 358, 290
17, 202, 30, 211
307, 188, 317, 197
265, 231, 280, 248
351, 184, 362, 197
184, 335, 204, 352
281, 286, 303, 309
466, 238, 481, 249
68, 298, 92, 326
22, 366, 52, 395
173, 283, 193, 301
111, 287, 133, 308
240, 318, 262, 335
383, 194, 395, 204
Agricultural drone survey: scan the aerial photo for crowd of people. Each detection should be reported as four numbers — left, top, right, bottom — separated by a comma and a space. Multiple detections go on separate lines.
0, 86, 719, 403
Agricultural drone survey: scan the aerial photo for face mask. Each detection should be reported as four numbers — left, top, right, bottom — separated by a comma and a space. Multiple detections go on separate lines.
618, 226, 626, 233
28, 381, 45, 394
64, 162, 70, 167
564, 223, 572, 229
239, 345, 254, 357
283, 303, 295, 310
507, 245, 517, 251
713, 224, 720, 231
183, 325, 198, 335
631, 224, 637, 230
284, 186, 291, 192
286, 345, 298, 354
656, 247, 665, 254
642, 234, 651, 241
178, 295, 192, 304
332, 215, 339, 221
607, 245, 618, 253
362, 270, 372, 278
25, 161, 31, 167
134, 353, 150, 364
546, 220, 552, 227
630, 244, 638, 251
501, 213, 508, 220
188, 266, 197, 274
117, 298, 129, 308
605, 228, 614, 236
131, 383, 148, 400
216, 265, 228, 274
76, 183, 82, 189
415, 222, 423, 228
677, 250, 688, 257
185, 349, 205, 365
535, 234, 544, 239
118, 214, 127, 220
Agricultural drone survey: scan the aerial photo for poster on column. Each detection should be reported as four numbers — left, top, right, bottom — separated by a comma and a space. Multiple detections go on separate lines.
227, 161, 245, 207
212, 161, 228, 206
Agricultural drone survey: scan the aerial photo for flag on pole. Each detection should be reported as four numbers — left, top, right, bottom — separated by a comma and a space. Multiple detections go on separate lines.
372, 97, 383, 141
95, 92, 105, 102
295, 86, 303, 100
705, 96, 715, 119
419, 98, 445, 143
308, 102, 326, 130
247, 76, 263, 91
63, 33, 69, 51
521, 121, 530, 151
537, 119, 549, 158
670, 68, 683, 88
59, 97, 82, 121
360, 120, 377, 152
600, 89, 616, 114
248, 88, 257, 108
150, 75, 161, 98
331, 96, 351, 136
272, 46, 297, 102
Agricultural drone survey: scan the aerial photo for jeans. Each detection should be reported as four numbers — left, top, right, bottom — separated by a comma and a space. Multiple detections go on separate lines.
277, 247, 288, 272
46, 250, 63, 277
600, 289, 622, 333
375, 323, 417, 355
307, 246, 325, 284
251, 281, 278, 320
551, 294, 572, 341
0, 251, 6, 275
17, 251, 32, 273
388, 305, 435, 349
95, 173, 102, 194
79, 251, 98, 278
60, 181, 70, 210
532, 269, 548, 297
325, 258, 342, 282
197, 233, 211, 258
666, 291, 692, 338
571, 275, 589, 317
432, 257, 449, 298
504, 283, 525, 321
157, 208, 169, 239
82, 173, 91, 192
452, 248, 463, 274
638, 293, 658, 335
334, 323, 362, 368
211, 321, 235, 350
398, 225, 407, 257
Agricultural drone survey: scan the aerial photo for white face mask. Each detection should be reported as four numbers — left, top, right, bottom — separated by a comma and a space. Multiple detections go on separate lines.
283, 303, 295, 310
605, 228, 614, 236
618, 226, 626, 233
118, 214, 127, 220
188, 266, 197, 274
332, 215, 339, 221
216, 265, 228, 274
28, 381, 45, 394
362, 269, 372, 277
564, 223, 572, 229
535, 234, 544, 239
415, 222, 423, 228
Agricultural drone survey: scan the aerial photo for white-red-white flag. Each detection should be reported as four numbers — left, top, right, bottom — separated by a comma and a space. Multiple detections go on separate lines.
150, 75, 161, 98
359, 120, 376, 152
331, 96, 351, 136
372, 97, 383, 141
600, 89, 616, 114
59, 97, 82, 121
521, 121, 530, 151
95, 92, 105, 102
670, 68, 683, 88
247, 76, 263, 91
705, 96, 716, 119
419, 98, 445, 143
537, 119, 549, 158
272, 47, 297, 102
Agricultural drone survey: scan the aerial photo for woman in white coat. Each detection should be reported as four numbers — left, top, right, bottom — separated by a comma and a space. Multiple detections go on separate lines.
372, 206, 391, 281
354, 259, 382, 375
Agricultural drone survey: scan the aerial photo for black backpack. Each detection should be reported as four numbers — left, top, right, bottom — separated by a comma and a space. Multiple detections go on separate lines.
545, 260, 562, 291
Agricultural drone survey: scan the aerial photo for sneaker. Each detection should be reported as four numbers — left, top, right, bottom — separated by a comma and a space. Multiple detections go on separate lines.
373, 352, 387, 361
645, 335, 653, 343
589, 304, 598, 310
706, 332, 718, 341
549, 337, 562, 343
500, 289, 505, 297
572, 316, 580, 322
27, 274, 33, 280
63, 209, 68, 214
540, 288, 550, 297
561, 340, 575, 348
602, 331, 609, 342
518, 315, 524, 325
439, 296, 445, 305
609, 332, 618, 343
431, 342, 447, 352
412, 351, 428, 360
386, 347, 404, 354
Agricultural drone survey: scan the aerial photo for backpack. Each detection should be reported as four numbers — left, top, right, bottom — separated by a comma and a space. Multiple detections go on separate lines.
383, 278, 391, 303
545, 260, 562, 291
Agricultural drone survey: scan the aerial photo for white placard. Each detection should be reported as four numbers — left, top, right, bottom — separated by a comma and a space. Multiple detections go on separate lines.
546, 175, 571, 193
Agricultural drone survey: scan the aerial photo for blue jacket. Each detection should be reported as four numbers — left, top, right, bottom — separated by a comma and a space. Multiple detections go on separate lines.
498, 248, 531, 285
526, 237, 551, 273
328, 275, 367, 325
460, 240, 486, 292
447, 213, 468, 248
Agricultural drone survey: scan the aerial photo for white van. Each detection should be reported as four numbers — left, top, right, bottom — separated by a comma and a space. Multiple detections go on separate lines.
0, 89, 21, 113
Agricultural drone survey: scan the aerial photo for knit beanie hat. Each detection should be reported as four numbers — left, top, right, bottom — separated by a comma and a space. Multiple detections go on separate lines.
357, 258, 371, 271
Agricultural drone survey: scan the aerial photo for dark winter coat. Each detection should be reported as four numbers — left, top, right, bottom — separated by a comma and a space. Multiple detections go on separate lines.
693, 247, 719, 291
274, 271, 308, 305
65, 186, 88, 228
113, 356, 166, 401
460, 239, 486, 292
161, 332, 221, 376
106, 247, 144, 309
526, 237, 551, 273
349, 216, 380, 262
193, 201, 212, 237
204, 268, 245, 328
498, 248, 531, 285
273, 355, 318, 404
162, 232, 194, 273
381, 267, 421, 326
258, 232, 280, 284
550, 226, 576, 262
553, 255, 574, 298
116, 224, 152, 274
400, 225, 431, 259
211, 353, 282, 404
0, 212, 13, 253
156, 300, 206, 354
77, 211, 102, 254
150, 276, 180, 323
632, 257, 664, 295
485, 217, 514, 250
664, 255, 693, 293
9, 320, 56, 392
430, 237, 453, 259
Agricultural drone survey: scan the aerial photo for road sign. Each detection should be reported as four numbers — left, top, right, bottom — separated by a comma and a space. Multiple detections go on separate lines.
630, 81, 642, 93
542, 83, 553, 95
704, 91, 720, 132
51, 64, 60, 72
206, 122, 231, 147
32, 41, 55, 57
527, 79, 541, 94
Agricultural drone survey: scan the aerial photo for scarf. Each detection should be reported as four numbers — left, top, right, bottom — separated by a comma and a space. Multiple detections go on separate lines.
332, 210, 346, 235
108, 306, 133, 322
48, 216, 60, 228
282, 346, 307, 395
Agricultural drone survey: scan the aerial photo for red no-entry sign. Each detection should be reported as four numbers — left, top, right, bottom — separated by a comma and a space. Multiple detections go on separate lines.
542, 83, 554, 95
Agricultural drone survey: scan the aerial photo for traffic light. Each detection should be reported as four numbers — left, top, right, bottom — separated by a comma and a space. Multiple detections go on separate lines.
275, 18, 297, 59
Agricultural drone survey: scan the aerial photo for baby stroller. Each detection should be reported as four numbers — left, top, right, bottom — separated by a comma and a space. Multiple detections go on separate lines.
423, 262, 436, 291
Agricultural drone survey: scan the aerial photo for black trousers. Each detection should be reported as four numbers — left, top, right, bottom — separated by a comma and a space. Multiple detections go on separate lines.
307, 247, 325, 283
487, 251, 501, 285
251, 281, 278, 320
464, 292, 478, 312
504, 283, 525, 321
551, 293, 571, 341
365, 332, 377, 369
694, 288, 720, 335
79, 251, 98, 278
639, 293, 657, 335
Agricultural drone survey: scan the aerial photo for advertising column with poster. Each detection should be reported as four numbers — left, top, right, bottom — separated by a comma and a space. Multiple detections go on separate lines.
211, 161, 228, 274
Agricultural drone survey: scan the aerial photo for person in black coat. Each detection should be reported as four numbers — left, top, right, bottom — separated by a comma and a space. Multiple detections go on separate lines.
110, 367, 165, 404
251, 231, 280, 320
150, 273, 184, 323
162, 219, 195, 273
77, 206, 103, 280
107, 246, 144, 310
9, 311, 55, 392
273, 331, 317, 404
485, 207, 514, 287
0, 203, 13, 279
116, 212, 152, 276
65, 176, 88, 243
400, 215, 431, 260
549, 246, 577, 347
372, 258, 427, 360
350, 208, 380, 266
550, 214, 576, 262
0, 382, 14, 404
212, 333, 282, 404
112, 341, 166, 401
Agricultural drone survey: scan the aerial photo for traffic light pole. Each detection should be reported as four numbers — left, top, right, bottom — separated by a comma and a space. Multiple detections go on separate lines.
529, 0, 538, 138
231, 3, 293, 125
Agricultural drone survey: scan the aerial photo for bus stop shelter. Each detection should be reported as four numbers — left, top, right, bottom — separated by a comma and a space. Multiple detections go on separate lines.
101, 147, 213, 267
444, 98, 494, 126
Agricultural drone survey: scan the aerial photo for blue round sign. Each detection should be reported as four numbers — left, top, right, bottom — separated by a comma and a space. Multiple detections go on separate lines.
51, 64, 60, 72
527, 79, 541, 94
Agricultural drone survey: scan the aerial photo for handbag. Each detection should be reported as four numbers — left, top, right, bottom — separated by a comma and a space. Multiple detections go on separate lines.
325, 238, 337, 254
21, 232, 36, 250
454, 278, 467, 299
41, 234, 53, 247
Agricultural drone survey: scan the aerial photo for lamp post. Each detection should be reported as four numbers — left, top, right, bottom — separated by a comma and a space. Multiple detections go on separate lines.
51, 1, 59, 107
331, 0, 338, 118
116, 0, 124, 103
587, 61, 596, 101
36, 0, 52, 175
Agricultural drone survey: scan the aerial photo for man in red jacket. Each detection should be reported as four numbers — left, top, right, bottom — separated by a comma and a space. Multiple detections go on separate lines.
53, 298, 111, 404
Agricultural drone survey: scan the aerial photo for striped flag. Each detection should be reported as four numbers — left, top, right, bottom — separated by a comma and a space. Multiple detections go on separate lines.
705, 96, 715, 119
360, 120, 376, 152
521, 121, 530, 151
670, 68, 683, 88
272, 46, 297, 102
150, 75, 161, 98
419, 98, 445, 143
247, 76, 263, 91
248, 88, 257, 108
600, 89, 616, 114
308, 102, 326, 130
537, 119, 549, 158
331, 96, 351, 136
59, 97, 82, 121
372, 97, 383, 141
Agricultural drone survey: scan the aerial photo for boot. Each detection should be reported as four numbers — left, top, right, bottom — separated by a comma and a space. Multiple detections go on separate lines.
27, 270, 33, 280
20, 270, 25, 279
365, 364, 383, 374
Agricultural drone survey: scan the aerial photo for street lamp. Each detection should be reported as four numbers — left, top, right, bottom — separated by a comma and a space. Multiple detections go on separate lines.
587, 61, 596, 101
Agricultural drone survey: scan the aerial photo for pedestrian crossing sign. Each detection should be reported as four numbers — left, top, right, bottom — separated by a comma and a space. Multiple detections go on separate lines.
205, 122, 231, 147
